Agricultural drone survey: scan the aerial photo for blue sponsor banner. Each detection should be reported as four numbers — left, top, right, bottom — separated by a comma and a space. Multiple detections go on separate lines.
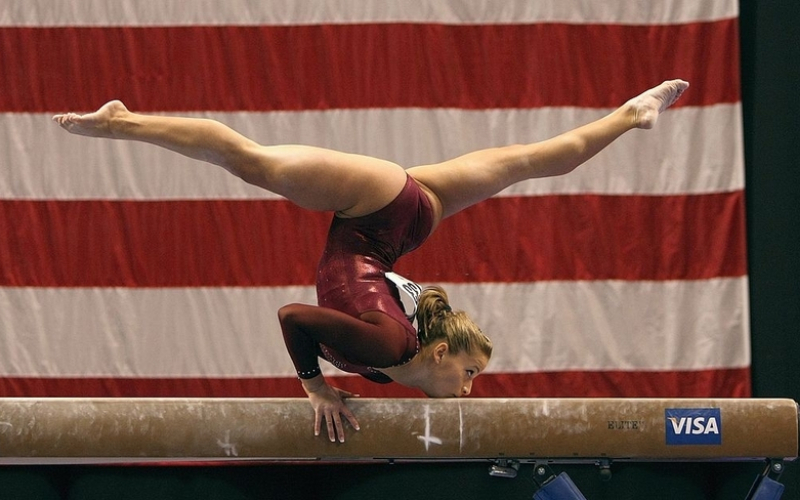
665, 408, 722, 445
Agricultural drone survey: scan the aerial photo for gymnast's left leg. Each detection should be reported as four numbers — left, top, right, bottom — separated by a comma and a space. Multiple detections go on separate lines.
407, 79, 688, 219
52, 102, 408, 217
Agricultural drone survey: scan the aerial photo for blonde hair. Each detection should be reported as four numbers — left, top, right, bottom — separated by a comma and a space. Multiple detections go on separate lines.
415, 286, 492, 359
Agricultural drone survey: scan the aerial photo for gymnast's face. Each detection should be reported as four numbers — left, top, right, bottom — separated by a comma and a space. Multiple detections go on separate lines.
422, 343, 488, 398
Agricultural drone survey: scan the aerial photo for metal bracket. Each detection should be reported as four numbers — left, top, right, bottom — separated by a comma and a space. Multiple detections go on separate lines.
488, 458, 520, 479
597, 458, 612, 481
532, 460, 558, 486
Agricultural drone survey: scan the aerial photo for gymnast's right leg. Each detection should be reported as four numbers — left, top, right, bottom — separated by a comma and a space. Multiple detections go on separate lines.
52, 102, 407, 217
406, 79, 689, 219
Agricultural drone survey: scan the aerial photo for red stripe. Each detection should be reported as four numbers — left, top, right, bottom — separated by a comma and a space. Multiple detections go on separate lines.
470, 369, 752, 398
0, 199, 331, 287
1, 20, 738, 112
0, 192, 746, 287
0, 368, 751, 398
406, 191, 748, 283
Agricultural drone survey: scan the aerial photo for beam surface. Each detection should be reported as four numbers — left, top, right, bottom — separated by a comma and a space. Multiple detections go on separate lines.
0, 398, 796, 464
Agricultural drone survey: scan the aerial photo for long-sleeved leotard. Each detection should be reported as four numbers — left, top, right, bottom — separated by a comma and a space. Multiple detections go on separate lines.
279, 175, 433, 383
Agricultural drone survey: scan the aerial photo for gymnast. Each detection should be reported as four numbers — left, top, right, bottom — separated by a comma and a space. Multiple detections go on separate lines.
53, 79, 688, 442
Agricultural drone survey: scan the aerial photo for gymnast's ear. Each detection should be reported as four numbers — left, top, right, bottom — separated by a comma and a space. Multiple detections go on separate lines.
433, 342, 449, 363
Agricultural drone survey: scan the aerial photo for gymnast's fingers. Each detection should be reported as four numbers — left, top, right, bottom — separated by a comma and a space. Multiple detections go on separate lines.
325, 412, 336, 442
333, 412, 345, 443
340, 405, 361, 432
313, 408, 322, 437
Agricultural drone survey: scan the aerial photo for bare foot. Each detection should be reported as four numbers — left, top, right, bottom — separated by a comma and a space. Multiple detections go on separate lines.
52, 100, 129, 138
627, 79, 689, 129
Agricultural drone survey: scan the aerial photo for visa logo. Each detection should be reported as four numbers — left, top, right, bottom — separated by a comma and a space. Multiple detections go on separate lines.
665, 408, 722, 445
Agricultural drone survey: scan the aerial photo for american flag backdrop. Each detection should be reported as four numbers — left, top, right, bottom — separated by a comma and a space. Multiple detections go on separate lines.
0, 0, 748, 399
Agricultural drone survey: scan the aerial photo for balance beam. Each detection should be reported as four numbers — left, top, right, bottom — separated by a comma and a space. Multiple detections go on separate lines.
0, 398, 796, 464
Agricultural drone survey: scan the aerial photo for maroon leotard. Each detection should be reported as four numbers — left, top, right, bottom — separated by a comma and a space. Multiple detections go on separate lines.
279, 175, 433, 383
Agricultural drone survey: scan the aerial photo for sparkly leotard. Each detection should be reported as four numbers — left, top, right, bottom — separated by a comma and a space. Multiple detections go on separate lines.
280, 175, 434, 383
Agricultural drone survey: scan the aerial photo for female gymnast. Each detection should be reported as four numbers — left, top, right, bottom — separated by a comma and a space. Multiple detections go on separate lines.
53, 79, 688, 442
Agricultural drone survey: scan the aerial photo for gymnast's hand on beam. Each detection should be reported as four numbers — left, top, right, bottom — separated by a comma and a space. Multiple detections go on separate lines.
302, 376, 360, 443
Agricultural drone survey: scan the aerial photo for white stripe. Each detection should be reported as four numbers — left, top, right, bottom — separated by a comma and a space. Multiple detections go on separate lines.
0, 278, 749, 377
0, 0, 738, 27
455, 279, 751, 373
2, 105, 744, 200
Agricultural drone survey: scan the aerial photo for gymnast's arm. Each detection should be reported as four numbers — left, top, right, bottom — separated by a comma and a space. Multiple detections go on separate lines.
279, 303, 412, 442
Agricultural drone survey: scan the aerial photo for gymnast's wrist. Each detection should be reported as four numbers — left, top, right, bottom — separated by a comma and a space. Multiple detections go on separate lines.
301, 374, 327, 394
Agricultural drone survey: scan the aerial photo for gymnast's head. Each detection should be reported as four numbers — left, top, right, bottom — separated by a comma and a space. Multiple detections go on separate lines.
414, 286, 492, 398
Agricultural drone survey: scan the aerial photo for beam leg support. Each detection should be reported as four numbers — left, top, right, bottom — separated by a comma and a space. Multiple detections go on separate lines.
531, 461, 590, 500
533, 471, 589, 500
745, 460, 786, 500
